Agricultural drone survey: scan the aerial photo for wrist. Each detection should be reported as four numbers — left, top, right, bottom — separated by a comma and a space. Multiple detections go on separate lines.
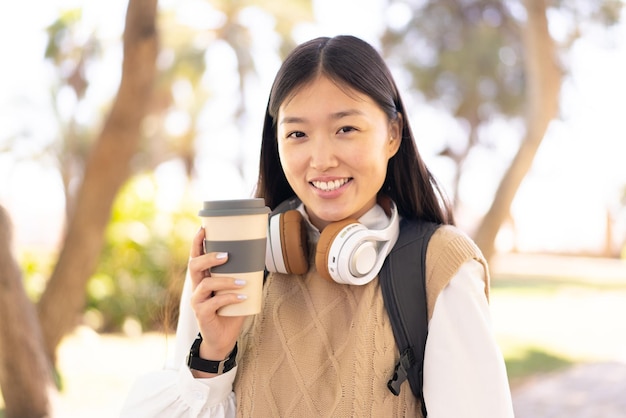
199, 341, 234, 362
187, 333, 237, 376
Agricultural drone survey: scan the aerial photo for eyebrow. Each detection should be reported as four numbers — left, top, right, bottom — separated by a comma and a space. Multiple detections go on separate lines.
279, 109, 365, 125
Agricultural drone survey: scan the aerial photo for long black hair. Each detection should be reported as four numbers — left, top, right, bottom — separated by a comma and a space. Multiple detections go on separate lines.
255, 35, 454, 225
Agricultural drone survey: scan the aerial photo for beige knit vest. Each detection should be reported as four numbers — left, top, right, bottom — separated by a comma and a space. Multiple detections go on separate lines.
234, 225, 488, 417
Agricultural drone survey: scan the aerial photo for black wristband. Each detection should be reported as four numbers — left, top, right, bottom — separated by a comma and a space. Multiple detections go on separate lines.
187, 333, 238, 374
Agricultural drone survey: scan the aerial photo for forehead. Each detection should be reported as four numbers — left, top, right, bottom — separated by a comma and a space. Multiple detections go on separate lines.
280, 76, 373, 113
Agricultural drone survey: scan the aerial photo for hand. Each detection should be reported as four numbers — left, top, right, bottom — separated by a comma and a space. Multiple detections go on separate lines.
188, 227, 247, 369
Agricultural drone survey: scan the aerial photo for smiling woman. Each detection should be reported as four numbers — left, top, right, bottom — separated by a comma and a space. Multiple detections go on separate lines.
122, 35, 514, 418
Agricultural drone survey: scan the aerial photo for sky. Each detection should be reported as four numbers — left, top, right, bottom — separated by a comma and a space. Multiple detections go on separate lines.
1, 0, 625, 256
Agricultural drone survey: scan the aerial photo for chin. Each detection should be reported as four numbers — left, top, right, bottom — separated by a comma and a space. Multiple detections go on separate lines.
319, 209, 353, 224
305, 207, 342, 228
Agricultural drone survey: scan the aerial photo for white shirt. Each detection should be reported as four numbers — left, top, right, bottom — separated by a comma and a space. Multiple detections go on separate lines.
121, 207, 514, 417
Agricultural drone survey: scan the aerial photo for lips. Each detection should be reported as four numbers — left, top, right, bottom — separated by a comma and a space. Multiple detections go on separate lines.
310, 178, 351, 191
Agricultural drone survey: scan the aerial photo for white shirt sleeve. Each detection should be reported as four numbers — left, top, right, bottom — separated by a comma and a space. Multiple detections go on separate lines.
120, 271, 237, 417
120, 362, 237, 417
423, 259, 514, 418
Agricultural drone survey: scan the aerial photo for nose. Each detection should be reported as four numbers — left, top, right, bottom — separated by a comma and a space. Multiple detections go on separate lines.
309, 136, 337, 171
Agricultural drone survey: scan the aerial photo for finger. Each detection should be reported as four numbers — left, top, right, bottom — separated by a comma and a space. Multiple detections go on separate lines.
194, 292, 248, 326
189, 226, 206, 258
189, 252, 229, 288
191, 276, 245, 303
191, 278, 247, 320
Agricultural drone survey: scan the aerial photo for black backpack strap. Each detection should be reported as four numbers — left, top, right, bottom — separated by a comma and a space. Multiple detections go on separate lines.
380, 218, 439, 417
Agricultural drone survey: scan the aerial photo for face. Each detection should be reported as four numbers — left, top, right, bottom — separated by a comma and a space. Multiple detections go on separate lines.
277, 75, 401, 230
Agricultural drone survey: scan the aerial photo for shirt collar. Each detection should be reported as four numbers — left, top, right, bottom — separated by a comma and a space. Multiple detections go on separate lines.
296, 203, 393, 243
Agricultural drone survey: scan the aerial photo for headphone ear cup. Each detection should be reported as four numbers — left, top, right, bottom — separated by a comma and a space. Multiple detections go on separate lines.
315, 219, 359, 282
279, 210, 309, 275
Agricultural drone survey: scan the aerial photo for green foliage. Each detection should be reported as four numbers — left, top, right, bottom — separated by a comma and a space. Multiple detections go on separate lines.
382, 1, 524, 122
19, 250, 56, 301
383, 0, 624, 124
87, 174, 198, 333
44, 9, 83, 62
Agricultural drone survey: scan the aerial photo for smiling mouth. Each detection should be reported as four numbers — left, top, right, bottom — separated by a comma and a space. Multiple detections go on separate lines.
311, 178, 351, 191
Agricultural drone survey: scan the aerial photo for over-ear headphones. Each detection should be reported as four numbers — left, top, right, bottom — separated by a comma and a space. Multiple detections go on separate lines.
265, 198, 400, 285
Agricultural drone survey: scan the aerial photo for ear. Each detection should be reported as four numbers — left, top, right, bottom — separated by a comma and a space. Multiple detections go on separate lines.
387, 112, 402, 158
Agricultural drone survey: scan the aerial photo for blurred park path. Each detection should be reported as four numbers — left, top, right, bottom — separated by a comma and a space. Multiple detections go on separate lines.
512, 361, 626, 418
41, 253, 626, 417
50, 329, 175, 418
491, 253, 626, 418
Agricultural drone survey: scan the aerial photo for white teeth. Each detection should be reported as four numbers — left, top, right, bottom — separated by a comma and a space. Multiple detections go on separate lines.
312, 178, 349, 191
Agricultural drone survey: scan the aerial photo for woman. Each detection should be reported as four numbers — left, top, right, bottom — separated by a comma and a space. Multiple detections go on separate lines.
122, 35, 514, 417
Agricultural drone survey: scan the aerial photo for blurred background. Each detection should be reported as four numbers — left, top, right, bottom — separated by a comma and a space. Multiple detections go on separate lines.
0, 0, 625, 417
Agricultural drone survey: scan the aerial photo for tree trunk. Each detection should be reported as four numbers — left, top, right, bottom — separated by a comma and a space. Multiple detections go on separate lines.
0, 206, 54, 418
473, 0, 562, 261
37, 0, 158, 364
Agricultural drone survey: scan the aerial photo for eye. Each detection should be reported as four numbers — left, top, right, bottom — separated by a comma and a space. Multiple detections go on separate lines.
337, 126, 357, 134
286, 131, 306, 139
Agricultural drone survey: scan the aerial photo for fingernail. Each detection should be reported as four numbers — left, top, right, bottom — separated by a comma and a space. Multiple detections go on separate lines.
237, 294, 248, 300
216, 252, 228, 259
234, 279, 246, 286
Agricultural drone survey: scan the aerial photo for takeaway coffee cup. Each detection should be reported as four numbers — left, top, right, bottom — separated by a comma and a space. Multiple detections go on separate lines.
199, 198, 270, 316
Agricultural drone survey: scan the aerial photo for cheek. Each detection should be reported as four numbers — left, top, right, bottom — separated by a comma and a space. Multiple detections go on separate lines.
277, 143, 302, 179
365, 151, 393, 186
353, 143, 390, 173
